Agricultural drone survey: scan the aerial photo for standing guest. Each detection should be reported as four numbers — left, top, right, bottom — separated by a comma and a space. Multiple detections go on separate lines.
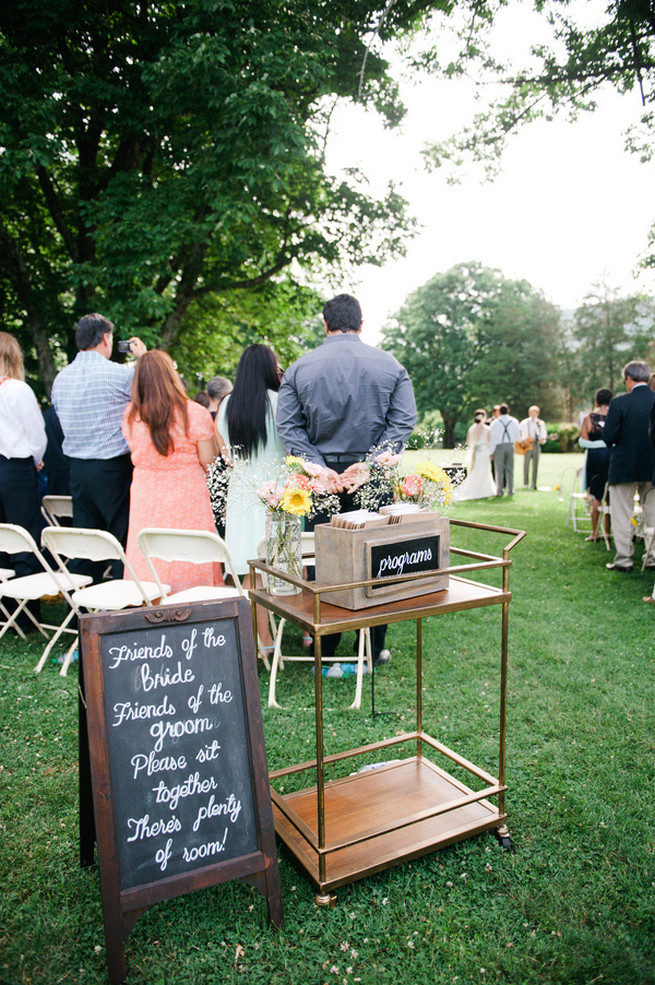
193, 390, 210, 409
206, 376, 234, 537
488, 404, 520, 497
42, 405, 70, 495
276, 293, 417, 665
604, 360, 655, 572
51, 313, 146, 578
519, 405, 547, 489
216, 345, 284, 654
122, 351, 222, 594
454, 409, 496, 501
206, 376, 233, 422
0, 332, 47, 629
579, 388, 612, 542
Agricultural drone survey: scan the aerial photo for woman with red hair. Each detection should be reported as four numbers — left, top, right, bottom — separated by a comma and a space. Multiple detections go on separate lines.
122, 350, 222, 593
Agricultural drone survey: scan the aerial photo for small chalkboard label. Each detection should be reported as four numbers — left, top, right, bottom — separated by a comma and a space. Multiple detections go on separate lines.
369, 534, 441, 590
80, 599, 282, 985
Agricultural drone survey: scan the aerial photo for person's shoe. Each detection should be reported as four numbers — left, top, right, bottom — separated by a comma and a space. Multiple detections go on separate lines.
374, 649, 392, 667
605, 562, 633, 572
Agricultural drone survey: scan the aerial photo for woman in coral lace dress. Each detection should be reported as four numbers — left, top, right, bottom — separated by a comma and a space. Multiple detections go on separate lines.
121, 350, 222, 594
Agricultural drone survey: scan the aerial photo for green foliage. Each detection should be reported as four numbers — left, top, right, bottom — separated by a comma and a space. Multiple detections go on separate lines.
382, 261, 563, 446
0, 0, 444, 391
543, 422, 581, 453
572, 282, 655, 394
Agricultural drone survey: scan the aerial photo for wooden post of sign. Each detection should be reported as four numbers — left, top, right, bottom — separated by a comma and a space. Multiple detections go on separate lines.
80, 598, 283, 985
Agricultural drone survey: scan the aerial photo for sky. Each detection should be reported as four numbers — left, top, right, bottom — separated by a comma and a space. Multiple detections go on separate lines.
320, 2, 655, 344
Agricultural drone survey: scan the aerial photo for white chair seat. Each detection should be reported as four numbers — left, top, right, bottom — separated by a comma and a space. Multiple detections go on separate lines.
0, 567, 14, 581
71, 579, 167, 611
0, 523, 93, 652
162, 586, 243, 605
0, 571, 91, 602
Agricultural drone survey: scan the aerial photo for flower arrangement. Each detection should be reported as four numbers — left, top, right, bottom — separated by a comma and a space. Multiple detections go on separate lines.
352, 451, 457, 514
256, 456, 339, 519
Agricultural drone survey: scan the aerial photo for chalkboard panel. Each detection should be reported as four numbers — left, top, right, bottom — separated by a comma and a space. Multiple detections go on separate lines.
100, 616, 258, 888
80, 598, 282, 985
369, 534, 441, 591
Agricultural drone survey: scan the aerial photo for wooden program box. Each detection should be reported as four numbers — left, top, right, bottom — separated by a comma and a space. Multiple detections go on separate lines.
314, 515, 449, 610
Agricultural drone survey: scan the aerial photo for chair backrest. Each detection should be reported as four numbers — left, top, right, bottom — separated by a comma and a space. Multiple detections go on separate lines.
41, 526, 165, 600
0, 522, 74, 589
137, 527, 245, 596
41, 495, 74, 527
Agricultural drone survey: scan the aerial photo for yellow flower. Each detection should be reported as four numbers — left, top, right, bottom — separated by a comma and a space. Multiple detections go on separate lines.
284, 455, 305, 472
281, 485, 312, 516
415, 460, 447, 483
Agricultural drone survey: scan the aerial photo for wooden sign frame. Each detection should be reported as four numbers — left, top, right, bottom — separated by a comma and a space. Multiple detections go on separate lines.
79, 598, 283, 985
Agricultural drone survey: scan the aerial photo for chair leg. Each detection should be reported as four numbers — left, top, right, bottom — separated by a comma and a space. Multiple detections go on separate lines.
0, 600, 27, 640
0, 599, 47, 643
350, 627, 372, 711
59, 634, 80, 677
267, 617, 286, 709
34, 606, 77, 673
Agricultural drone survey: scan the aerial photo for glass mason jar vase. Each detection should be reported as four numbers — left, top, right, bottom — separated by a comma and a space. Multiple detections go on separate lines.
264, 513, 302, 595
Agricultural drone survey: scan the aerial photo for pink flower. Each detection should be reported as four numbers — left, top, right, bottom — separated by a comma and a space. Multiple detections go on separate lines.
402, 474, 422, 498
375, 451, 402, 467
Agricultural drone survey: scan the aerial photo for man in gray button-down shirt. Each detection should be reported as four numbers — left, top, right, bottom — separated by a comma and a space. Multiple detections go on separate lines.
276, 293, 417, 663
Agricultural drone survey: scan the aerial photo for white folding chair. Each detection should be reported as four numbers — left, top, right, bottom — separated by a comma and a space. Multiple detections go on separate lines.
0, 523, 92, 655
256, 533, 372, 710
37, 527, 169, 676
41, 494, 74, 527
137, 528, 245, 604
0, 565, 22, 640
566, 467, 592, 534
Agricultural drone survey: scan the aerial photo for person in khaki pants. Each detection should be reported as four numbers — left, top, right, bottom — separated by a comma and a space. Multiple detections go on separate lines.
519, 405, 547, 489
603, 361, 655, 572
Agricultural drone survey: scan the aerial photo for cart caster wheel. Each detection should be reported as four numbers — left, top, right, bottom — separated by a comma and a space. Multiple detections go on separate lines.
494, 824, 513, 852
315, 891, 337, 907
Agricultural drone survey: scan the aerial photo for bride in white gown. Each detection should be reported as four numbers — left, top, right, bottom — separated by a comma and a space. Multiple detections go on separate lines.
455, 409, 497, 501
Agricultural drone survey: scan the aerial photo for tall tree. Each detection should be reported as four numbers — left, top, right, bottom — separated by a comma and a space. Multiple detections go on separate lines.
420, 0, 655, 179
572, 281, 655, 394
382, 261, 563, 446
0, 0, 443, 393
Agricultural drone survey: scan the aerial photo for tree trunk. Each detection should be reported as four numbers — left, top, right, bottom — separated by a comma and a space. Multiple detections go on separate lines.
441, 412, 458, 449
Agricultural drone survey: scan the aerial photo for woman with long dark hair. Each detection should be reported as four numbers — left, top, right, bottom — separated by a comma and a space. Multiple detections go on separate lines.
122, 350, 222, 593
217, 343, 284, 566
217, 345, 284, 649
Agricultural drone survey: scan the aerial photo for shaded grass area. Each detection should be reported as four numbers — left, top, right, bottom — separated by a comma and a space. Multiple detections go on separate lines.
1, 454, 654, 984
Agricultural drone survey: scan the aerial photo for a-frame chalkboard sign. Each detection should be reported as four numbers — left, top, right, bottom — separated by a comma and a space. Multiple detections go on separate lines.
79, 597, 283, 985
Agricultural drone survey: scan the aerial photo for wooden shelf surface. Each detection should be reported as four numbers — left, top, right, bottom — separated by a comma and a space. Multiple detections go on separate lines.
249, 575, 509, 636
272, 758, 505, 891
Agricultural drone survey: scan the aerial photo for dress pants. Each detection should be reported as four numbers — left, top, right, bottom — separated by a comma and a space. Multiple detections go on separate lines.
305, 456, 389, 659
609, 481, 655, 567
68, 454, 133, 581
494, 443, 515, 496
523, 443, 540, 488
0, 456, 43, 629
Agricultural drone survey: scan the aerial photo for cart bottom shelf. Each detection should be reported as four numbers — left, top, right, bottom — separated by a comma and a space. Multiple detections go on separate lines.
272, 757, 506, 891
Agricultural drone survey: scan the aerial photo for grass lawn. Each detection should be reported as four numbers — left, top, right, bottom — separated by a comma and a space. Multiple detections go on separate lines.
1, 452, 654, 985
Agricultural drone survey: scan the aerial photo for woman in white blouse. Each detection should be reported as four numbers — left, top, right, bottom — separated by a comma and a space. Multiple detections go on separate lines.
0, 332, 47, 625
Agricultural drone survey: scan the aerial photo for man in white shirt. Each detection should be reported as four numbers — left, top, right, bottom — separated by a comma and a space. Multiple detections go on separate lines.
488, 404, 521, 497
519, 405, 548, 490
